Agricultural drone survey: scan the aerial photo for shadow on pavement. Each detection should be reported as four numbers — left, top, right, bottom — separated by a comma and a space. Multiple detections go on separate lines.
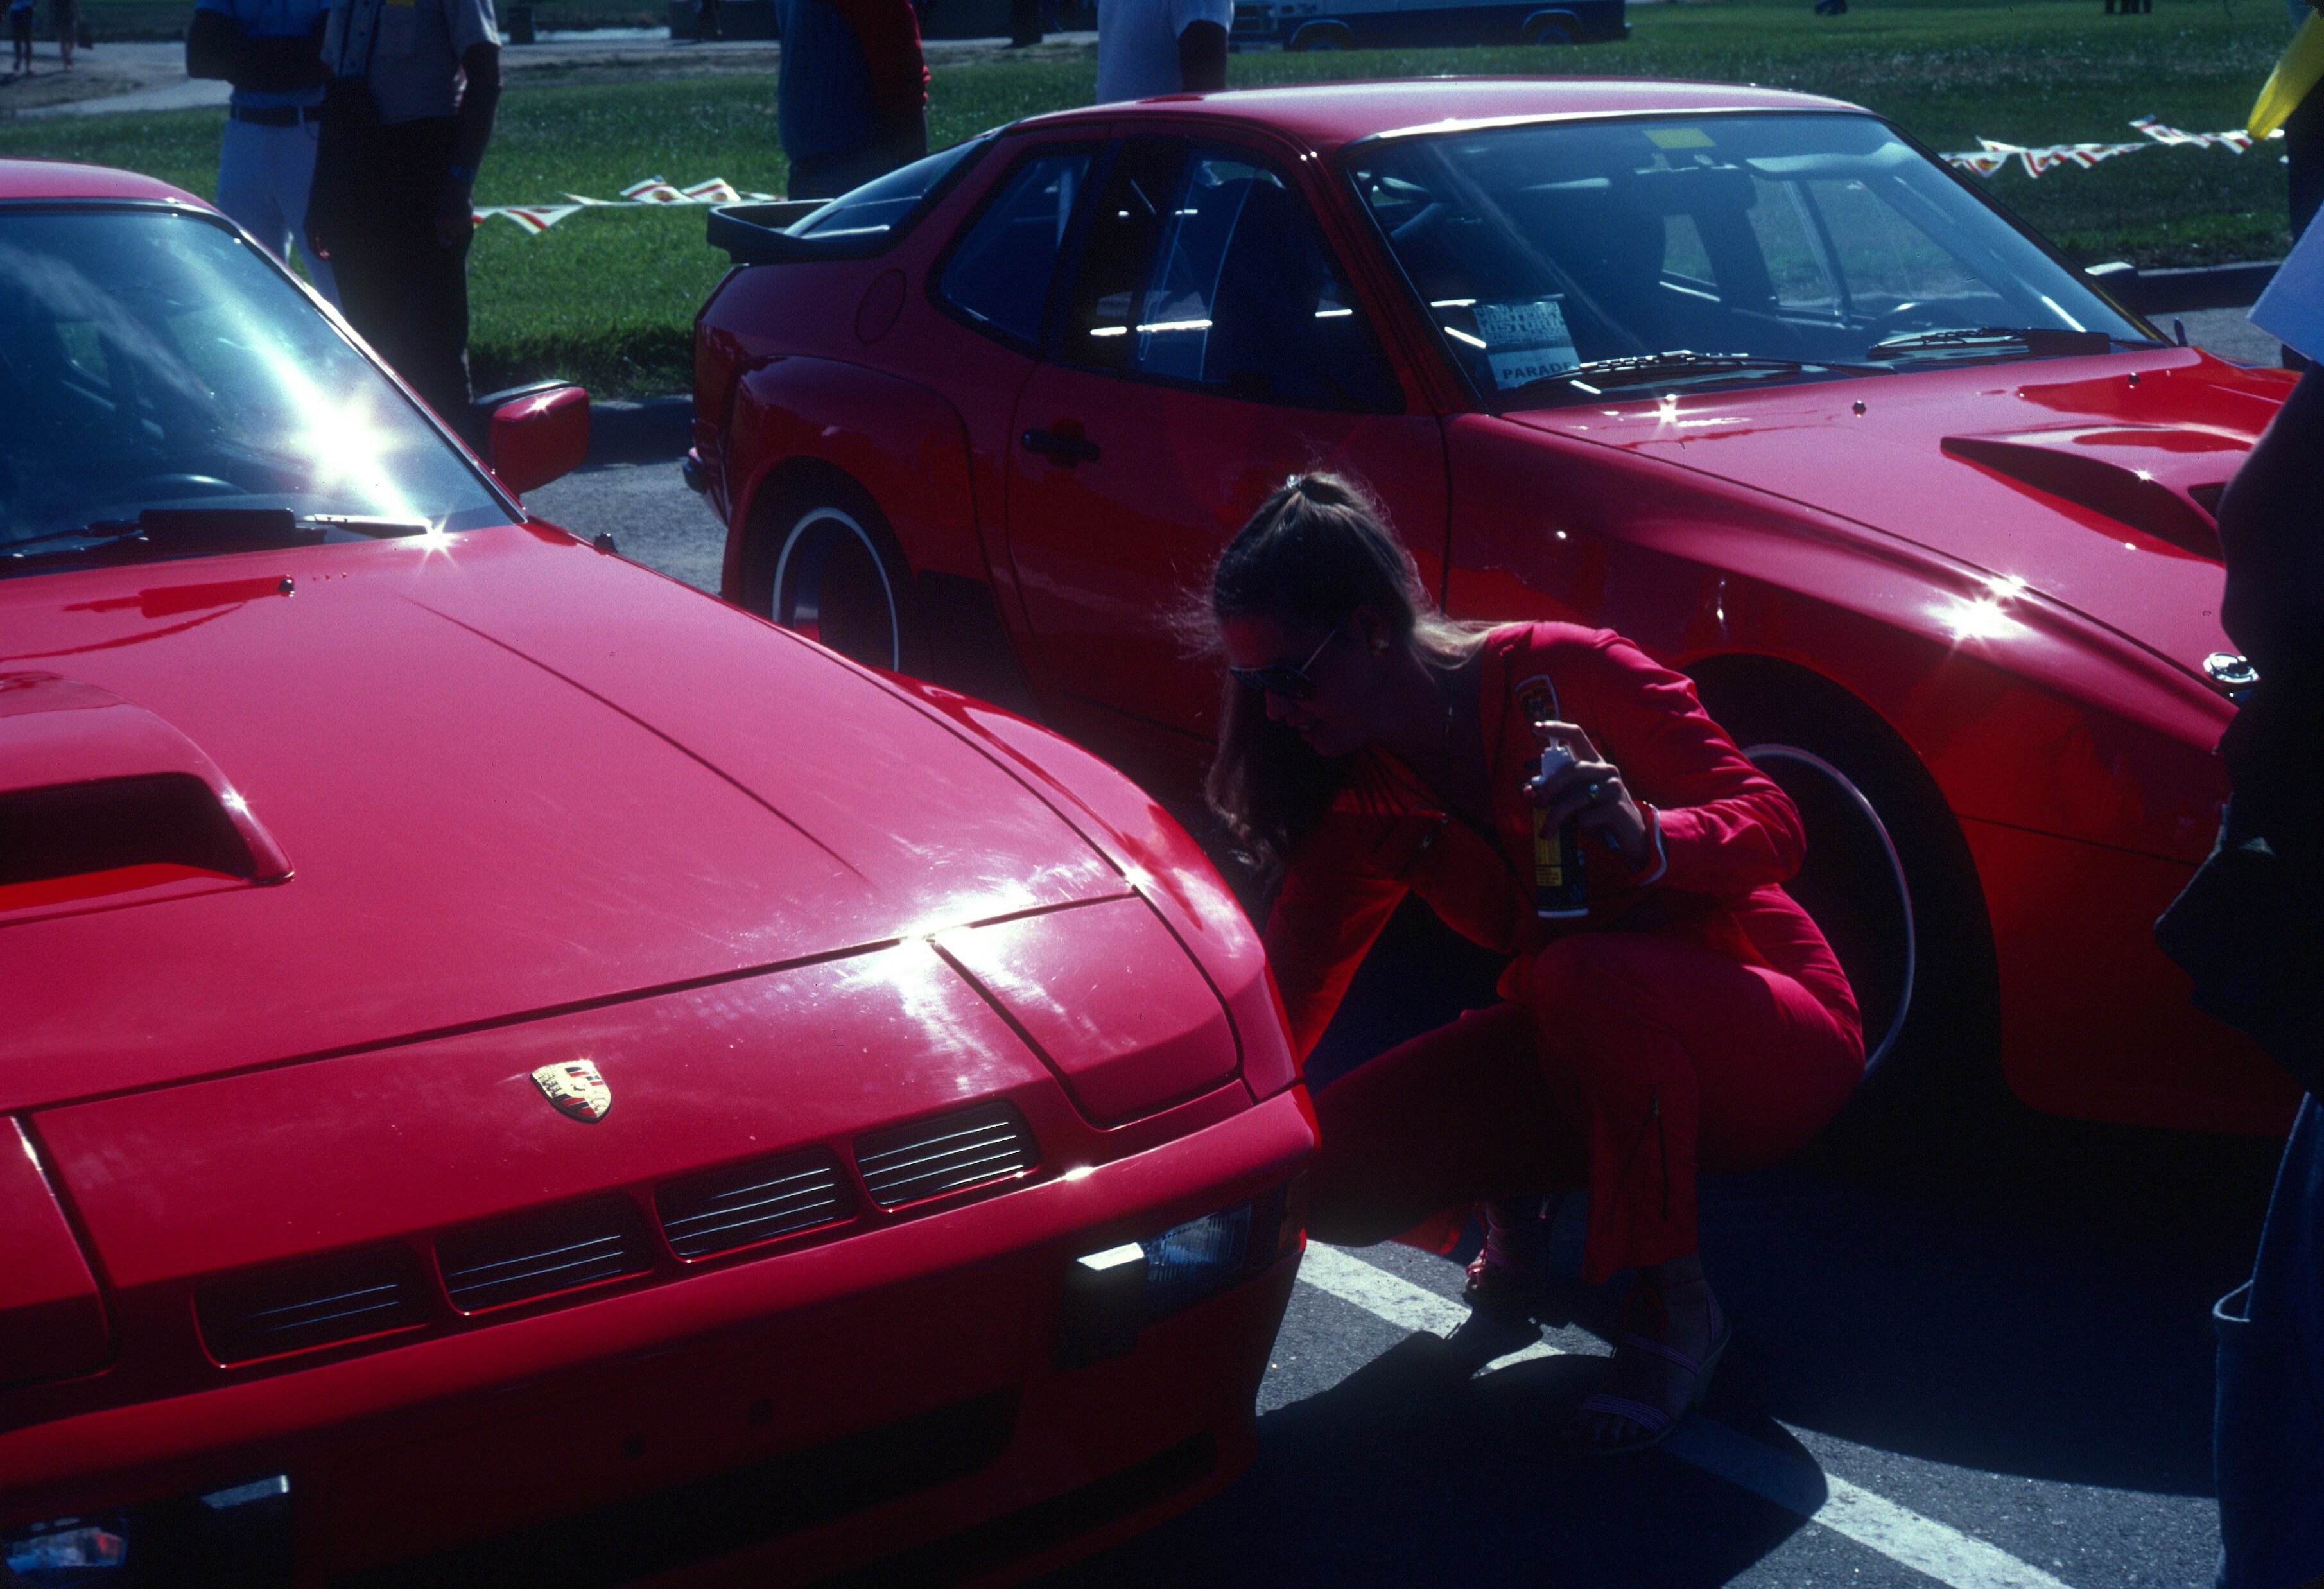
1191, 895, 2276, 1534
1040, 1336, 1812, 1587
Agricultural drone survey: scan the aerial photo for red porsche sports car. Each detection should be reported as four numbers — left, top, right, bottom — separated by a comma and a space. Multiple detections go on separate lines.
690, 77, 2299, 1136
0, 162, 1310, 1586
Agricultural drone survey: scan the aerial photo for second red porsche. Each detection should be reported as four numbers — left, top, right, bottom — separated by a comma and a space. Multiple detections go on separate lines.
691, 77, 2296, 1137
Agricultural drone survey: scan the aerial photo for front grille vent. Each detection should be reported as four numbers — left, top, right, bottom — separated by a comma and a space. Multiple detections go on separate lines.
655, 1150, 854, 1260
437, 1195, 654, 1313
196, 1244, 433, 1364
854, 1100, 1038, 1210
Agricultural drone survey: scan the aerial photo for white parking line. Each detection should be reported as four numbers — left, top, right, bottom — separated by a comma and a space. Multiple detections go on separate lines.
1297, 1244, 2076, 1589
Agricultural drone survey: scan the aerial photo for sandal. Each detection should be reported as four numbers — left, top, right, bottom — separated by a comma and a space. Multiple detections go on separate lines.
1461, 1196, 1552, 1323
1563, 1279, 1730, 1457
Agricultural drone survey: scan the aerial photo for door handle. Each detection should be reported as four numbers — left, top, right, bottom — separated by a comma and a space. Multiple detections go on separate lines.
1021, 427, 1101, 465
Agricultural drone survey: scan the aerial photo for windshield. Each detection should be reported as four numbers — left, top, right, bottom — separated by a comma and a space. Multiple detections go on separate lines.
0, 207, 512, 571
1349, 112, 2156, 407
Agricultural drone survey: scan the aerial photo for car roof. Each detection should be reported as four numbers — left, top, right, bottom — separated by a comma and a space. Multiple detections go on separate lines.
1012, 76, 1869, 151
0, 157, 208, 206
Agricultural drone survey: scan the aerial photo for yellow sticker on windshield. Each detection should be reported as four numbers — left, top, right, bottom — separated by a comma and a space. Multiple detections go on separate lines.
1645, 126, 1717, 149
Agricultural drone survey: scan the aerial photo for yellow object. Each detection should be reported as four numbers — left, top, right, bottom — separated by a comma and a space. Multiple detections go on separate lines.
2251, 12, 2324, 140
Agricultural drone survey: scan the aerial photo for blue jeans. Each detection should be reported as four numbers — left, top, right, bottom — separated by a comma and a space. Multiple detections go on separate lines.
2217, 1095, 2324, 1589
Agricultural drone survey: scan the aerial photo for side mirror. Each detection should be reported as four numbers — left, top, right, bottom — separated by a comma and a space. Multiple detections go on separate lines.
481, 382, 589, 494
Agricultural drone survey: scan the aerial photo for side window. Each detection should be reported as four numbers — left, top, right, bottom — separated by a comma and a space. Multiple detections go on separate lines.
1744, 178, 1843, 315
1661, 214, 1715, 291
1805, 176, 1990, 317
1061, 138, 1181, 372
936, 148, 1094, 349
1065, 142, 1401, 412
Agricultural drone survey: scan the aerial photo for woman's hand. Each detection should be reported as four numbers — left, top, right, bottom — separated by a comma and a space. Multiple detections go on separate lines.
1525, 721, 1653, 869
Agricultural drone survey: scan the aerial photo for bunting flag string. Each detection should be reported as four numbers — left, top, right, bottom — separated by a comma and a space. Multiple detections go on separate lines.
467, 116, 2275, 239
1941, 116, 2282, 179
469, 175, 780, 234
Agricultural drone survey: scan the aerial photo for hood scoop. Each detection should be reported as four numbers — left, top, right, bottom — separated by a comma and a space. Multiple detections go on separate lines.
0, 672, 291, 923
1941, 427, 2234, 562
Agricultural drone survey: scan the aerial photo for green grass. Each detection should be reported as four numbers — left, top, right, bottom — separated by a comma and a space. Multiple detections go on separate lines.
6, 0, 2303, 394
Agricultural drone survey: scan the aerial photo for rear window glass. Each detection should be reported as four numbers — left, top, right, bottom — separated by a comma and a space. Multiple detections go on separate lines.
791, 137, 991, 246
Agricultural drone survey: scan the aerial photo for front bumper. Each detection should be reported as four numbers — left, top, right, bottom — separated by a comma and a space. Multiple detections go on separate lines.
1, 1089, 1314, 1586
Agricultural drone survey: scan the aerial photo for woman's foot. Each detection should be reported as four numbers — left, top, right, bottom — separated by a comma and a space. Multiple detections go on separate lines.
1563, 1263, 1728, 1455
1462, 1196, 1552, 1323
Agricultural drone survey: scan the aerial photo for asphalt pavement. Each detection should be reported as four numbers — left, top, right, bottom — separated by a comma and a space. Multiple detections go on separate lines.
528, 458, 726, 594
553, 438, 2288, 1589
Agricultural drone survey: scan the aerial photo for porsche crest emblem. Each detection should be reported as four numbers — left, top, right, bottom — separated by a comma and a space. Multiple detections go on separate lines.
532, 1060, 611, 1123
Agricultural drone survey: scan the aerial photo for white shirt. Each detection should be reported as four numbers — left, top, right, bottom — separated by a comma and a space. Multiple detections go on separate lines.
324, 0, 499, 123
2251, 217, 2324, 361
1095, 0, 1231, 105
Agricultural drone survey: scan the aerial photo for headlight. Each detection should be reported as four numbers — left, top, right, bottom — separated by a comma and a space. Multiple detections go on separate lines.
3, 1476, 291, 1587
1055, 1180, 1304, 1368
1140, 1205, 1251, 1318
4, 1518, 128, 1583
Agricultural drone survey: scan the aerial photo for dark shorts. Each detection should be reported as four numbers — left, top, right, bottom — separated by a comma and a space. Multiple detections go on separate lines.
48, 0, 73, 26
2216, 1095, 2324, 1588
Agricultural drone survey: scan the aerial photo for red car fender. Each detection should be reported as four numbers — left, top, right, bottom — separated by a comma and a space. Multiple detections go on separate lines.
722, 356, 984, 605
1443, 419, 2294, 1133
1443, 415, 2230, 864
869, 673, 1300, 1105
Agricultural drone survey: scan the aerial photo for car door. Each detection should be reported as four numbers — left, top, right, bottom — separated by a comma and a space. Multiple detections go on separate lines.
1002, 132, 1448, 793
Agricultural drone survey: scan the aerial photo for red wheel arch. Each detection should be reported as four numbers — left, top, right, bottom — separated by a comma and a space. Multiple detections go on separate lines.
722, 357, 989, 607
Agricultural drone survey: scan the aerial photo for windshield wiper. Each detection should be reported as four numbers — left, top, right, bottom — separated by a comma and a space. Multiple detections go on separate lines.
2, 508, 430, 573
1505, 350, 1886, 399
1865, 326, 2151, 360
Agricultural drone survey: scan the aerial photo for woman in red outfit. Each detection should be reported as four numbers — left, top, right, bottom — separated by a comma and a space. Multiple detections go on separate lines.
1207, 476, 1864, 1454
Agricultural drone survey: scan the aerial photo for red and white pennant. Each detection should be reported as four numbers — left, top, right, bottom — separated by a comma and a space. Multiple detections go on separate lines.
470, 176, 778, 234
1941, 116, 2280, 179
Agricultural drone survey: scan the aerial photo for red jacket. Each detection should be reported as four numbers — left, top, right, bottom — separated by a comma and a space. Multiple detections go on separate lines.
1265, 623, 1860, 1064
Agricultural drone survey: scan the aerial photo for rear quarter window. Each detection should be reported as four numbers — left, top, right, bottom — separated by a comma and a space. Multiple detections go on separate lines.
934, 147, 1098, 350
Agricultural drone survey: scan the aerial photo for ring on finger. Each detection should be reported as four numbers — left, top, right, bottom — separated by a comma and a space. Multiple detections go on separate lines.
1584, 781, 1605, 803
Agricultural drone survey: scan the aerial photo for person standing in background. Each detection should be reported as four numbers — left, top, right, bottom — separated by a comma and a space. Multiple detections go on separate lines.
2251, 0, 2324, 362
1093, 0, 1227, 104
2158, 222, 2324, 1589
12, 0, 35, 74
48, 0, 74, 67
774, 0, 927, 201
187, 0, 336, 304
2284, 0, 2324, 240
306, 0, 501, 429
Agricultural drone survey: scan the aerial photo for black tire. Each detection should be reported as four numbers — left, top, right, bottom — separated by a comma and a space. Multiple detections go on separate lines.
1288, 22, 1350, 49
756, 477, 916, 674
1689, 667, 2002, 1117
1523, 12, 1577, 44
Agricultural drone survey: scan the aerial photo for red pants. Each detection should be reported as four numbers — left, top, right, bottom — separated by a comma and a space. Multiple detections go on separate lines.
1308, 932, 1864, 1283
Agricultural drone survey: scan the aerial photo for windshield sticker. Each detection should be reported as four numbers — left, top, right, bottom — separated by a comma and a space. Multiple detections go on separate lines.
1645, 126, 1717, 150
1473, 298, 1581, 388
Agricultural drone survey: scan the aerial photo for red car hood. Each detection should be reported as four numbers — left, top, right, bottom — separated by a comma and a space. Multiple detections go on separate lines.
0, 526, 1122, 1111
1505, 347, 2291, 684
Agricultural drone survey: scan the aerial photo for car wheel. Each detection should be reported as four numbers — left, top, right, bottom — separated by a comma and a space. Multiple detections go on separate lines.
1523, 13, 1576, 43
1737, 743, 1914, 1075
763, 483, 914, 674
1690, 668, 2002, 1114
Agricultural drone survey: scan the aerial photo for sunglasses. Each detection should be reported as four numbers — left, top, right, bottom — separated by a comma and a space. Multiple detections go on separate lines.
1229, 621, 1342, 702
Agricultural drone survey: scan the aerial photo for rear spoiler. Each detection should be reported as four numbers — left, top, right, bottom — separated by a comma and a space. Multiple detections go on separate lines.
706, 200, 854, 266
